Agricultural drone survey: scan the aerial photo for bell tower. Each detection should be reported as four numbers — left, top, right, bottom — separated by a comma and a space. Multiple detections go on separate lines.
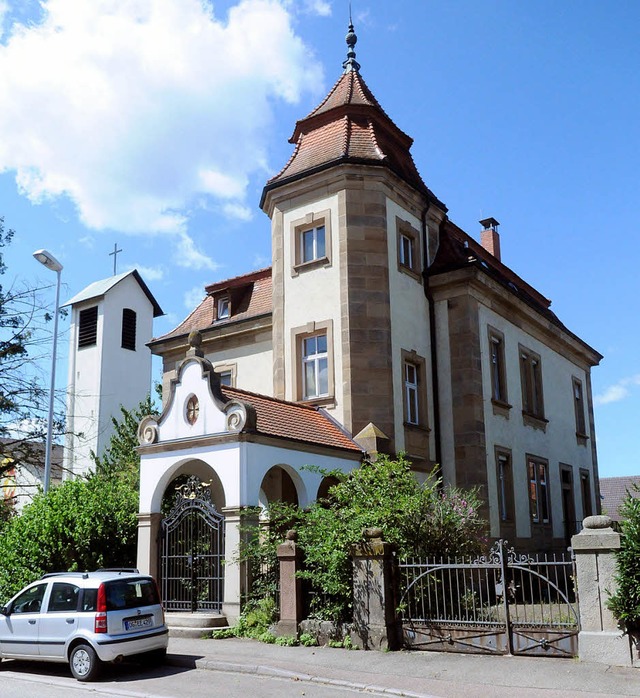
261, 24, 447, 461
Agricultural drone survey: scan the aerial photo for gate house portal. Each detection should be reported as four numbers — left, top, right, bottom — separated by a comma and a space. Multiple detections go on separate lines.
136, 332, 362, 622
160, 476, 224, 613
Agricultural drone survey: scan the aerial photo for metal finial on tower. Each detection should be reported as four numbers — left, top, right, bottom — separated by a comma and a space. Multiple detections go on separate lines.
342, 11, 360, 73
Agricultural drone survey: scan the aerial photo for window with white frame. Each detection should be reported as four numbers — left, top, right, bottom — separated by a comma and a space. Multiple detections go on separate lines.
301, 225, 326, 264
217, 297, 230, 320
399, 233, 413, 269
302, 333, 328, 399
527, 456, 550, 524
404, 361, 420, 425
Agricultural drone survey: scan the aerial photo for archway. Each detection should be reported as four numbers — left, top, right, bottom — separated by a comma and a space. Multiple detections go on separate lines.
159, 461, 226, 613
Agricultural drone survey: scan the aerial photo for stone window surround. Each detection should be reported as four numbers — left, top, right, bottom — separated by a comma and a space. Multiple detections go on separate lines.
401, 349, 428, 430
579, 467, 593, 519
290, 209, 332, 276
572, 376, 588, 445
519, 344, 547, 430
527, 454, 551, 526
214, 362, 237, 388
396, 217, 422, 282
495, 446, 514, 523
488, 326, 510, 416
290, 319, 335, 406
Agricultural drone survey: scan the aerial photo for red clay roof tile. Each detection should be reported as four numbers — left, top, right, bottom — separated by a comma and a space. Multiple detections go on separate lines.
221, 385, 362, 454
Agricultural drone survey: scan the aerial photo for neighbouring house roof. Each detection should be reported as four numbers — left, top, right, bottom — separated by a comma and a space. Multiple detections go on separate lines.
261, 67, 445, 210
220, 385, 362, 454
150, 268, 272, 346
62, 269, 164, 317
600, 476, 640, 522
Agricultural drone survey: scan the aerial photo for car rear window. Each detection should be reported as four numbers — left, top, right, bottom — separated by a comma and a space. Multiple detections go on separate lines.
104, 578, 159, 611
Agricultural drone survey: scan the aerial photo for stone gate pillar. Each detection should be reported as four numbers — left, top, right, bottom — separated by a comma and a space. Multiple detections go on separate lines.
222, 506, 258, 624
275, 530, 303, 637
572, 514, 634, 666
351, 527, 400, 650
136, 512, 162, 577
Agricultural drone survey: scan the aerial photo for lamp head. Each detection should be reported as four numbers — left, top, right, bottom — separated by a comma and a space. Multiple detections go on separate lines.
33, 249, 63, 273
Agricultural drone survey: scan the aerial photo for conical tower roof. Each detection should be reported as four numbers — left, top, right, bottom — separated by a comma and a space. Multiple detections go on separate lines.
261, 23, 445, 210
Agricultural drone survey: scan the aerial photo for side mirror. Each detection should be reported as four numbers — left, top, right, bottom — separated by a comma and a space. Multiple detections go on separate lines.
0, 605, 9, 616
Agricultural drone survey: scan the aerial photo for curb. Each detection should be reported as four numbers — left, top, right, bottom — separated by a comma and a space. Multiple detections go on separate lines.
166, 653, 440, 698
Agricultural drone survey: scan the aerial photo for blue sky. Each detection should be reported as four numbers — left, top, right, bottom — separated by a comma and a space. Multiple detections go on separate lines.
1, 1, 638, 478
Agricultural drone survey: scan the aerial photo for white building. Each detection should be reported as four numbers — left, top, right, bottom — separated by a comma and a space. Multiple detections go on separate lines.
62, 270, 162, 477
138, 25, 602, 619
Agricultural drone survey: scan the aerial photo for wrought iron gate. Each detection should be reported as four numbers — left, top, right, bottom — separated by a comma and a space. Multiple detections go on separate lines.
399, 540, 579, 657
159, 476, 225, 613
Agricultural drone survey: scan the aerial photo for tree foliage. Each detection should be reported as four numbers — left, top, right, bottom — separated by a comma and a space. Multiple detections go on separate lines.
243, 454, 486, 622
607, 485, 640, 628
0, 398, 155, 603
0, 216, 67, 512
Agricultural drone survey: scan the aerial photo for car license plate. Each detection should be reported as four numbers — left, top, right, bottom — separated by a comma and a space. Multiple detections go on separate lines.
124, 615, 153, 631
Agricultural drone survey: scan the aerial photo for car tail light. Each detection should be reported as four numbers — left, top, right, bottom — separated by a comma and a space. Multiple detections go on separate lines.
95, 583, 107, 633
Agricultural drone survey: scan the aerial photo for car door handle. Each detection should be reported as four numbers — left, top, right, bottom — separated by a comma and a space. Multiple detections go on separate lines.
28, 620, 36, 625
66, 619, 75, 624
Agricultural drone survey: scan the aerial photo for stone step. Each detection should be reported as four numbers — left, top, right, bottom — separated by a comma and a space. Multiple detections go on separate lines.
165, 612, 228, 638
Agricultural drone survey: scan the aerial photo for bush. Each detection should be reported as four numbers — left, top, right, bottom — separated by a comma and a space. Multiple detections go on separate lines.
607, 487, 640, 628
0, 472, 138, 601
241, 454, 486, 623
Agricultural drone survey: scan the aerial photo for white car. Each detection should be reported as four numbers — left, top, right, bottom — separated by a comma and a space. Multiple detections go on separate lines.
0, 569, 168, 681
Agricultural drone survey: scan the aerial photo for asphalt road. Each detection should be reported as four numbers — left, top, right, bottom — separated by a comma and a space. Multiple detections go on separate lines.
0, 659, 406, 698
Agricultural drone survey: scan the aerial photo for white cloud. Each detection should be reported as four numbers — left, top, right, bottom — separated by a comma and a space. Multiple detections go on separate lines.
131, 264, 165, 282
222, 202, 253, 221
175, 232, 219, 272
595, 375, 640, 406
0, 0, 323, 237
304, 1, 331, 16
183, 285, 205, 311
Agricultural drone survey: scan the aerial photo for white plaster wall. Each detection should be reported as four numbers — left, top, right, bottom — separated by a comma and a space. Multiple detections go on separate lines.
64, 275, 155, 477
139, 440, 358, 514
158, 359, 227, 442
478, 304, 596, 540
281, 194, 344, 423
206, 336, 273, 395
64, 298, 104, 476
98, 275, 154, 455
386, 198, 434, 459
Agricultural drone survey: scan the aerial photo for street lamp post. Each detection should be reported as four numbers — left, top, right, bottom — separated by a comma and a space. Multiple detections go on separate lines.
33, 249, 63, 494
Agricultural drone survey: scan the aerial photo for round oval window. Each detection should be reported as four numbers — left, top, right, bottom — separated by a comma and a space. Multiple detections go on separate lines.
185, 395, 199, 425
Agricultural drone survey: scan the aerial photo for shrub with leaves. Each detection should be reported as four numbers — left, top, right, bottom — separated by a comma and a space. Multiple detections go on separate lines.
0, 397, 156, 602
607, 485, 640, 629
242, 454, 486, 623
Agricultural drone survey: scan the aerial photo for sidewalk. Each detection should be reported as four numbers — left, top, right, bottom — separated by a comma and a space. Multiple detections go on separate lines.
166, 636, 640, 698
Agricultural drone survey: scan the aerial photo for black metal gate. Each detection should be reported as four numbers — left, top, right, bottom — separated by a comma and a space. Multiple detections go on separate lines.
159, 476, 225, 613
399, 540, 579, 658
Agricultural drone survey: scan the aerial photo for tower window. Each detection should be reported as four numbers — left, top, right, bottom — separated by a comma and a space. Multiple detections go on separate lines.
121, 308, 137, 351
78, 306, 98, 348
291, 209, 332, 275
301, 225, 326, 263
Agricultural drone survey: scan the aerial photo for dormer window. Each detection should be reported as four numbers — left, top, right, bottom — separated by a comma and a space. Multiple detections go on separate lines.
217, 297, 230, 320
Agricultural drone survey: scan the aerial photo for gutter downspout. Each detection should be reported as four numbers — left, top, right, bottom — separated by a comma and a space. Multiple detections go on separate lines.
422, 206, 444, 483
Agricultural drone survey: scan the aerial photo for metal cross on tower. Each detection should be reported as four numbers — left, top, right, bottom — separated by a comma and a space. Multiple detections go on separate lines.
109, 243, 122, 275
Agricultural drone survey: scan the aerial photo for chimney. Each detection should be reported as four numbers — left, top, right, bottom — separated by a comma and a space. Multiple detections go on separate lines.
479, 217, 501, 261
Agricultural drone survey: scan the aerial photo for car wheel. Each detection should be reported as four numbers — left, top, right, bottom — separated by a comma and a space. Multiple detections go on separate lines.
69, 643, 102, 682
